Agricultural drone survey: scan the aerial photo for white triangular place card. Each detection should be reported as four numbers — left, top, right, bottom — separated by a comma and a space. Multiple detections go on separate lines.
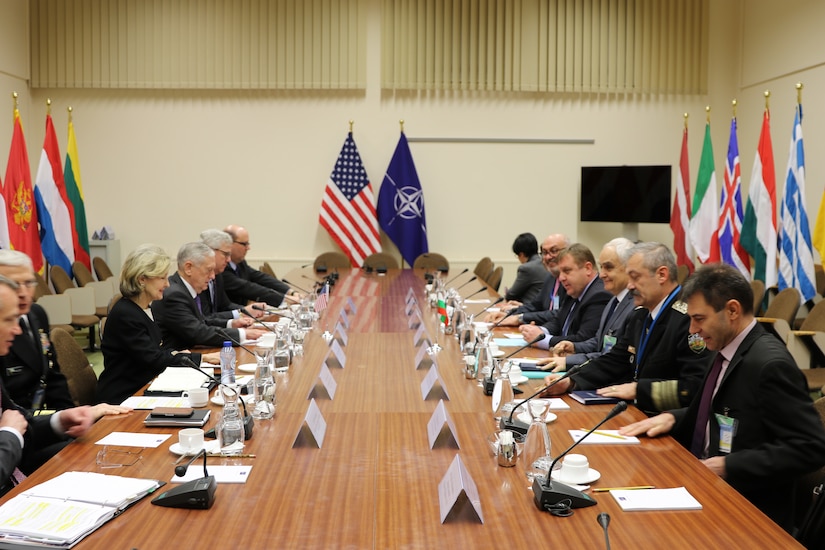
427, 400, 460, 449
339, 308, 351, 328
420, 364, 449, 401
346, 296, 357, 313
307, 362, 337, 400
438, 455, 483, 524
326, 339, 346, 368
334, 321, 349, 346
293, 398, 327, 448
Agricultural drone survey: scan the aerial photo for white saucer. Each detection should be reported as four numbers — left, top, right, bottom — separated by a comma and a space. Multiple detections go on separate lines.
509, 375, 529, 386
211, 394, 254, 406
551, 468, 601, 485
169, 440, 221, 456
238, 363, 257, 373
516, 410, 558, 424
492, 350, 505, 358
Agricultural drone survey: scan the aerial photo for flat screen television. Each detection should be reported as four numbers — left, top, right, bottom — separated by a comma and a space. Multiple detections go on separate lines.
580, 165, 671, 223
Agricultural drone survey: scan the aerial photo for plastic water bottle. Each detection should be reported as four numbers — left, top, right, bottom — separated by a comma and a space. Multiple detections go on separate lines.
220, 341, 236, 385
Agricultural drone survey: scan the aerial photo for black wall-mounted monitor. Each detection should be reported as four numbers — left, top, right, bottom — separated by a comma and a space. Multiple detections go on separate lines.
580, 165, 672, 224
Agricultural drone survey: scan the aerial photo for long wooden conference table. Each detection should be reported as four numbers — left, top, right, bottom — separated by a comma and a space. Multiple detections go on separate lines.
0, 269, 801, 549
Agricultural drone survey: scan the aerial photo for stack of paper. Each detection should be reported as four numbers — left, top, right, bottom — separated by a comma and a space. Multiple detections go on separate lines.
145, 367, 213, 394
610, 487, 702, 511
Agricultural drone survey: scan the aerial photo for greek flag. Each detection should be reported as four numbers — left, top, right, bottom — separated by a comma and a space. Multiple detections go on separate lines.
778, 103, 816, 302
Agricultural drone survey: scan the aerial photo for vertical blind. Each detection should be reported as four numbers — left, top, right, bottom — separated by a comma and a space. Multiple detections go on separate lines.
29, 0, 366, 89
381, 0, 709, 94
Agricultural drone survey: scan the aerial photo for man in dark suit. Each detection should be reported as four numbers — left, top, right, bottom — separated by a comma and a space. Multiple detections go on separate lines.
503, 233, 546, 304
520, 243, 611, 350
621, 264, 825, 531
222, 224, 301, 308
151, 242, 266, 349
544, 242, 708, 413
488, 233, 570, 326
545, 237, 637, 369
0, 277, 93, 495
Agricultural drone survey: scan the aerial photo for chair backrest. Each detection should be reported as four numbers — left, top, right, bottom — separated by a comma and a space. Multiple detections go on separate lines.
412, 253, 450, 273
764, 287, 801, 326
750, 279, 766, 316
473, 257, 494, 281
34, 272, 51, 301
50, 265, 76, 294
487, 266, 503, 292
93, 256, 114, 281
63, 286, 97, 316
314, 251, 351, 272
49, 327, 97, 406
72, 262, 95, 287
800, 299, 825, 332
86, 280, 115, 309
260, 262, 277, 278
816, 264, 825, 297
363, 252, 399, 270
36, 294, 73, 326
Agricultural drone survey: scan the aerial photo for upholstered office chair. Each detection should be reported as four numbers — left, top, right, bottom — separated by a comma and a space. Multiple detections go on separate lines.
314, 251, 351, 273
750, 279, 766, 316
61, 287, 101, 351
757, 287, 801, 344
784, 300, 825, 393
50, 327, 97, 406
261, 262, 277, 278
816, 264, 825, 297
36, 294, 75, 335
412, 253, 449, 273
487, 266, 503, 292
72, 262, 95, 287
93, 257, 114, 281
473, 257, 494, 281
50, 265, 75, 294
33, 271, 49, 301
363, 252, 399, 271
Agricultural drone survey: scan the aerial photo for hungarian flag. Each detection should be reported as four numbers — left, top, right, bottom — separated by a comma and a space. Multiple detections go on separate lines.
64, 115, 91, 269
742, 109, 777, 286
689, 122, 719, 264
4, 108, 43, 272
671, 125, 694, 271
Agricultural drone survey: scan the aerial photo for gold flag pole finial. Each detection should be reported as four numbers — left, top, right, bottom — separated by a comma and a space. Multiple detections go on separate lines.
46, 98, 51, 116
705, 105, 711, 124
796, 82, 803, 105
732, 99, 737, 119
349, 120, 354, 134
67, 105, 73, 123
683, 112, 688, 129
11, 91, 18, 112
764, 90, 770, 112
399, 119, 404, 134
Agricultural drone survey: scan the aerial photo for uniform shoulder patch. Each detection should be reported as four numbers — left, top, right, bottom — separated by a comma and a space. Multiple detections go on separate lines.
672, 300, 688, 314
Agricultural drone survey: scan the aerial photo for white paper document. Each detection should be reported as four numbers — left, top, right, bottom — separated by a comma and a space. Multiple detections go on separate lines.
96, 431, 172, 448
172, 465, 253, 484
611, 487, 702, 511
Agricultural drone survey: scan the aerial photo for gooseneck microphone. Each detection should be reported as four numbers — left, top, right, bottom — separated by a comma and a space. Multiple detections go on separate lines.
463, 286, 489, 300
531, 401, 628, 512
454, 275, 478, 291
493, 308, 519, 327
443, 267, 469, 286
598, 513, 612, 550
282, 279, 311, 294
499, 360, 588, 434
250, 304, 293, 318
483, 333, 545, 395
152, 448, 217, 509
474, 296, 505, 317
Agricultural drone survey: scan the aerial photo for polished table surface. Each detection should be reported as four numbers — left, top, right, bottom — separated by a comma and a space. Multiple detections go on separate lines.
0, 269, 800, 549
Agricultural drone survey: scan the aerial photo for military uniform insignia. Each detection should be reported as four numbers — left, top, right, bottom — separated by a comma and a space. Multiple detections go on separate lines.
39, 329, 51, 355
687, 333, 706, 353
628, 345, 636, 364
672, 300, 688, 314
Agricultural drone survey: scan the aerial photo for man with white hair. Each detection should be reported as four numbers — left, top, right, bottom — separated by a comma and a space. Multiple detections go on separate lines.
199, 229, 266, 322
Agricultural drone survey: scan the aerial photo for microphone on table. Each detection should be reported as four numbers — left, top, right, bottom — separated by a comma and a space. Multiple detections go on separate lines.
499, 360, 589, 435
250, 304, 293, 319
444, 267, 469, 286
463, 286, 489, 301
300, 262, 313, 268
483, 333, 545, 395
474, 296, 505, 318
282, 279, 311, 294
493, 308, 520, 327
598, 513, 612, 550
151, 447, 217, 509
531, 401, 628, 513
454, 275, 477, 291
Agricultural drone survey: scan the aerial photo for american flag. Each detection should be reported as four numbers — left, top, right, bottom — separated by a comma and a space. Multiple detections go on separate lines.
315, 283, 329, 314
319, 132, 381, 267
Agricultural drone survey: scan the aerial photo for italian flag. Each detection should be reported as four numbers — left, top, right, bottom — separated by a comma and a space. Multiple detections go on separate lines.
689, 122, 719, 264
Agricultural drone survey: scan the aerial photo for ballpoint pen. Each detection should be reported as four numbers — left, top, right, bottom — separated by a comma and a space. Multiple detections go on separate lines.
592, 486, 655, 493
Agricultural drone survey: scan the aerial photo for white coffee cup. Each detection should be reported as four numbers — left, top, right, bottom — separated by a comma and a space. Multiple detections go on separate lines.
182, 387, 209, 407
489, 344, 500, 354
179, 428, 204, 452
508, 365, 522, 384
558, 454, 591, 483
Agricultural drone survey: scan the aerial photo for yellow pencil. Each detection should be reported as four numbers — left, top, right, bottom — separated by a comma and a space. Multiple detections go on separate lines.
579, 428, 627, 440
592, 486, 655, 493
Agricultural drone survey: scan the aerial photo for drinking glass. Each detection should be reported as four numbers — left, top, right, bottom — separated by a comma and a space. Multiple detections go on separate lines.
522, 399, 552, 482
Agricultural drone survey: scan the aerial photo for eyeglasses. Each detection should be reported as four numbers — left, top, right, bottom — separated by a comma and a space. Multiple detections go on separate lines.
19, 280, 37, 289
234, 241, 251, 248
96, 446, 144, 468
212, 248, 231, 259
541, 247, 562, 256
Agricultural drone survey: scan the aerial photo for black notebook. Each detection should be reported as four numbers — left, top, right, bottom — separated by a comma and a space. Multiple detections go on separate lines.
144, 409, 211, 427
570, 390, 621, 405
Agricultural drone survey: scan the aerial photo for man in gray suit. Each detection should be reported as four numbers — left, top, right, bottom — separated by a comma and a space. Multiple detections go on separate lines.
540, 237, 636, 370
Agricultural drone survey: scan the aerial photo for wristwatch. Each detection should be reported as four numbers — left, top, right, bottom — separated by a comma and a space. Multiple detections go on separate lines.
518, 314, 525, 324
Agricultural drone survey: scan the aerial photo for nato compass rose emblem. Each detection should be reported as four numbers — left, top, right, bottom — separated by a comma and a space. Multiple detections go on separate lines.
393, 186, 425, 220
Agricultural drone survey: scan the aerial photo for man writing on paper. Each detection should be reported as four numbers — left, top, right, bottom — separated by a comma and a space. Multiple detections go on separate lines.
539, 237, 636, 370
519, 243, 611, 350
542, 242, 708, 413
0, 277, 93, 495
620, 264, 825, 531
486, 233, 570, 325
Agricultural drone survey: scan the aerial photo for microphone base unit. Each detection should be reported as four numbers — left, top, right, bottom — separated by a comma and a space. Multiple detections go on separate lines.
499, 417, 530, 436
531, 477, 597, 511
483, 376, 496, 396
152, 475, 217, 509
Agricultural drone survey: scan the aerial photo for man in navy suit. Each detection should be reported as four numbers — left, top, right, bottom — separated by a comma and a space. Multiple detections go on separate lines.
621, 263, 825, 531
519, 243, 611, 350
543, 237, 636, 370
